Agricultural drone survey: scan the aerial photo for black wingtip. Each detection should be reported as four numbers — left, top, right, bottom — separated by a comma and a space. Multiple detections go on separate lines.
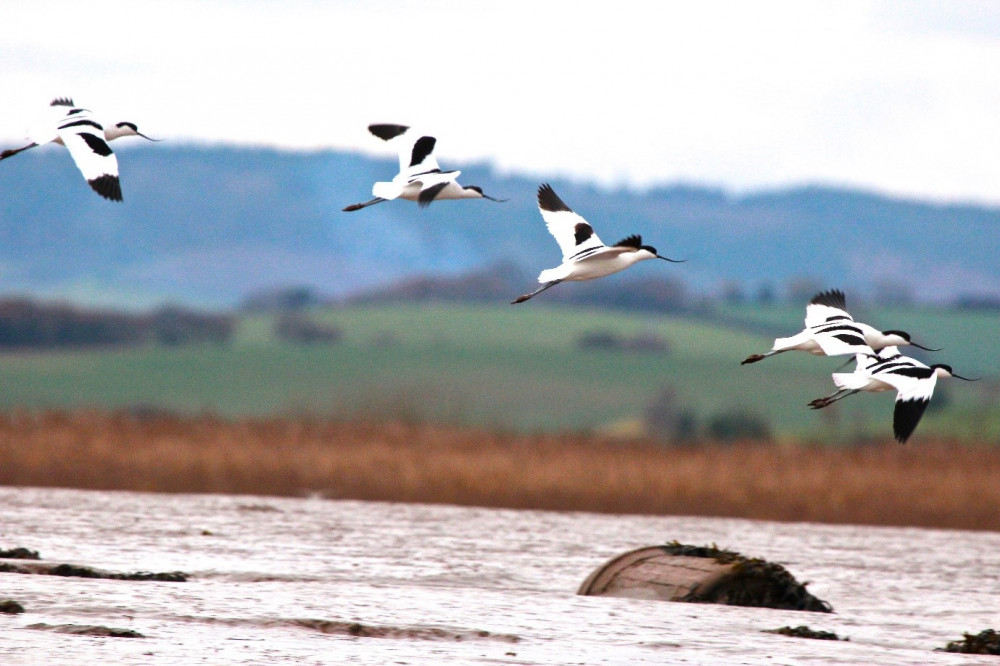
537, 183, 572, 213
51, 97, 75, 107
418, 182, 448, 208
368, 124, 410, 141
892, 398, 929, 444
88, 174, 122, 201
409, 136, 436, 168
810, 289, 847, 310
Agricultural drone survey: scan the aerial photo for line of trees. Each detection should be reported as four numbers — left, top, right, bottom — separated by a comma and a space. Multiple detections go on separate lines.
0, 298, 234, 350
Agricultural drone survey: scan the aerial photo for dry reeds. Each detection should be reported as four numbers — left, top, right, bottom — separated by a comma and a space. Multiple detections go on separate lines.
1, 409, 998, 531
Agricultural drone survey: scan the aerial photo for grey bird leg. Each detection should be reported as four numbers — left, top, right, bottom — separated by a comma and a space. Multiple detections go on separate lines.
511, 280, 563, 305
342, 197, 386, 212
808, 389, 859, 409
0, 142, 38, 161
741, 349, 782, 365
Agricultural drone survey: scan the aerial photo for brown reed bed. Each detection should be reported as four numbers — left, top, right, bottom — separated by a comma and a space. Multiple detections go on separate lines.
0, 409, 998, 531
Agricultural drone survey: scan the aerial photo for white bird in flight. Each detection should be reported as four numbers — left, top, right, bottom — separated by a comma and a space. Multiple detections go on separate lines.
808, 346, 976, 443
511, 183, 684, 304
343, 124, 505, 211
0, 98, 157, 201
741, 289, 938, 365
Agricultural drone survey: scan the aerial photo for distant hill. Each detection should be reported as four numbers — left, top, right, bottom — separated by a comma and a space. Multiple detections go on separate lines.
1, 144, 998, 308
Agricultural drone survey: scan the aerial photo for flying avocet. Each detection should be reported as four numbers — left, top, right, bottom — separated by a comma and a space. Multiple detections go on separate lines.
808, 346, 976, 443
741, 289, 938, 365
0, 98, 157, 201
511, 183, 685, 304
342, 124, 505, 211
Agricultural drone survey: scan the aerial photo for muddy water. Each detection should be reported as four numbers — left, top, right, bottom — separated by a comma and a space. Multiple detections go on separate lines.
1, 486, 998, 664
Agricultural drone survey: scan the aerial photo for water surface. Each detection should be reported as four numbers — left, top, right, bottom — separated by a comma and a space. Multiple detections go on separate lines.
1, 487, 998, 664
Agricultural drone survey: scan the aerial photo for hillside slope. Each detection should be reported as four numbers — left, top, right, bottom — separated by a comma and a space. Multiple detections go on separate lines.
1, 145, 997, 307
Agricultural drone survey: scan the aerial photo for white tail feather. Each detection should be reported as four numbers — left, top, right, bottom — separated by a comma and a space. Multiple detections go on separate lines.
372, 181, 401, 200
832, 372, 870, 390
538, 266, 567, 283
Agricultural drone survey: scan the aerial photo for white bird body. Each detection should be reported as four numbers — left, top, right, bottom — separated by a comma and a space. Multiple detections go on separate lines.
343, 124, 504, 211
0, 98, 155, 201
538, 246, 658, 283
810, 346, 974, 443
742, 289, 936, 365
370, 169, 488, 204
512, 184, 683, 304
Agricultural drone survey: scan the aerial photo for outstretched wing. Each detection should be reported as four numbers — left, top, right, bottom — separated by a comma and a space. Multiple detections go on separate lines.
55, 107, 121, 201
368, 124, 441, 179
417, 181, 448, 208
537, 183, 604, 262
411, 170, 460, 208
805, 289, 853, 328
867, 356, 936, 443
810, 320, 874, 357
890, 367, 937, 443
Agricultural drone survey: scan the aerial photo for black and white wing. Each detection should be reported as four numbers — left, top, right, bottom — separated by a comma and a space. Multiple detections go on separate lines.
801, 289, 875, 356
537, 183, 604, 262
870, 356, 937, 443
805, 289, 853, 328
368, 124, 441, 179
55, 107, 121, 201
810, 320, 874, 358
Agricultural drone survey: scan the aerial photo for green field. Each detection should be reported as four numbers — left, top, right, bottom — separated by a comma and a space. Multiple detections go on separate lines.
0, 303, 996, 442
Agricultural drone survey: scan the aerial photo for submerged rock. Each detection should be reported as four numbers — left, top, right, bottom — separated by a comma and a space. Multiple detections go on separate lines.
578, 541, 832, 612
941, 629, 1000, 655
290, 619, 519, 643
0, 547, 40, 560
765, 625, 846, 641
27, 623, 144, 638
0, 560, 186, 582
0, 599, 25, 614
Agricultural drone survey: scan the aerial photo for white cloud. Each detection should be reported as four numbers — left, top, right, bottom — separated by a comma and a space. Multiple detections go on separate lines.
2, 0, 999, 204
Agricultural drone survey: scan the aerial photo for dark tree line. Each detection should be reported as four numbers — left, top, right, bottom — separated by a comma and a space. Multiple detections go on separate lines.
0, 298, 234, 350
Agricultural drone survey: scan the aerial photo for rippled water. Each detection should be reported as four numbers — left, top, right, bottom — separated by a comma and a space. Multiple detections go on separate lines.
1, 486, 999, 664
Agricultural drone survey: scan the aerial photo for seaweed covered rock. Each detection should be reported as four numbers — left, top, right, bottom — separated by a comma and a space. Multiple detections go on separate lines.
765, 625, 845, 641
578, 541, 832, 612
941, 629, 1000, 655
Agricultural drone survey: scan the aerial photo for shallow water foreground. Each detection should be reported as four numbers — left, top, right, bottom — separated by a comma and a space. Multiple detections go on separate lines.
1, 487, 998, 665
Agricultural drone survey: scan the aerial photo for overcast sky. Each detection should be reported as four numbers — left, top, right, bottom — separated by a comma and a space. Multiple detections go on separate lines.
3, 1, 999, 205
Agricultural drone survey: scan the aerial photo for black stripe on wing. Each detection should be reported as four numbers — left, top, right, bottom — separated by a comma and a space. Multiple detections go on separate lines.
614, 234, 643, 249
51, 97, 75, 107
80, 132, 113, 157
88, 174, 122, 201
574, 223, 594, 245
833, 333, 868, 347
537, 184, 572, 212
59, 119, 104, 132
870, 361, 912, 374
893, 397, 929, 443
810, 289, 847, 311
368, 124, 409, 141
409, 168, 443, 178
814, 323, 864, 336
884, 366, 935, 379
410, 136, 436, 167
418, 182, 448, 208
